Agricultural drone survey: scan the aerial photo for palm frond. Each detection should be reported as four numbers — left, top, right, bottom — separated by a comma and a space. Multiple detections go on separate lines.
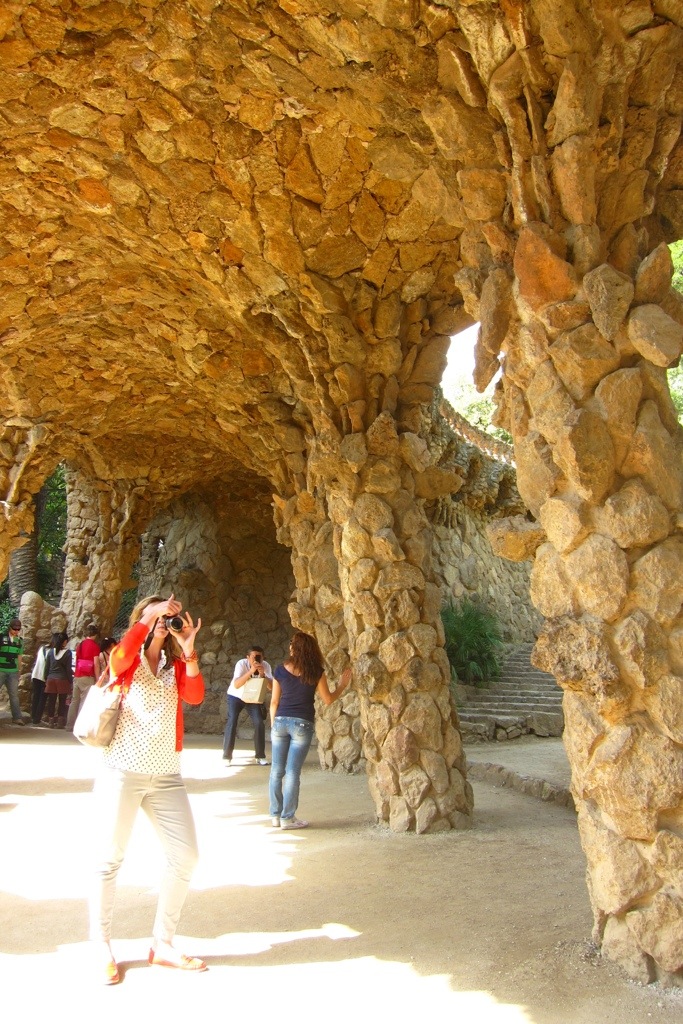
440, 598, 503, 686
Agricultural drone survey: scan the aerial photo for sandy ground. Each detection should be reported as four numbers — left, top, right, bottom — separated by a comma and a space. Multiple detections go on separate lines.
0, 727, 681, 1024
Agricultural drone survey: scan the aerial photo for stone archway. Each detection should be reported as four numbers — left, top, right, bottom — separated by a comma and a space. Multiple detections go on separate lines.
1, 1, 682, 980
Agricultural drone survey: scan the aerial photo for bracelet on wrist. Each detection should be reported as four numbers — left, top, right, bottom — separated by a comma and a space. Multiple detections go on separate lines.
181, 650, 198, 663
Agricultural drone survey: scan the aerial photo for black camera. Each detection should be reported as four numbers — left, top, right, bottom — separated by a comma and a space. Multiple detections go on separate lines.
253, 654, 262, 663
164, 615, 184, 632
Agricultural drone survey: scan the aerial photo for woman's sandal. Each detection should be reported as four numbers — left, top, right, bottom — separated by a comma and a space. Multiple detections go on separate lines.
103, 960, 120, 985
148, 948, 207, 971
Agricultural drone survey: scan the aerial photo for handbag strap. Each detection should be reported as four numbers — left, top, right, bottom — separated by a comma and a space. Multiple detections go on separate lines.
95, 662, 132, 705
95, 664, 110, 688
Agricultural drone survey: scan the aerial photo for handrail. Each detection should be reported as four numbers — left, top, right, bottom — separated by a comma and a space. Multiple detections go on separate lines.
439, 398, 515, 466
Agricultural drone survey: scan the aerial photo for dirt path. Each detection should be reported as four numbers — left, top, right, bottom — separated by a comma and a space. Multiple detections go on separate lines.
0, 729, 681, 1023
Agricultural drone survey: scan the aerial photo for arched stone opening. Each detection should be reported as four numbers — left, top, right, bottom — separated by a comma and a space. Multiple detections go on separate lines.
1, 0, 682, 979
135, 482, 295, 733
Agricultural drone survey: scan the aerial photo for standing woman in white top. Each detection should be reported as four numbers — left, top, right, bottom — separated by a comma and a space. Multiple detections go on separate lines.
90, 594, 205, 985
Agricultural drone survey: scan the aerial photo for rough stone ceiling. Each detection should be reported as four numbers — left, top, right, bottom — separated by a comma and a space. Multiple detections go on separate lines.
1, 0, 682, 503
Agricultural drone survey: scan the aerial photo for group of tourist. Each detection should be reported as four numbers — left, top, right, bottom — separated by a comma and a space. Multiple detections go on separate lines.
223, 635, 351, 829
23, 624, 116, 729
3, 595, 351, 985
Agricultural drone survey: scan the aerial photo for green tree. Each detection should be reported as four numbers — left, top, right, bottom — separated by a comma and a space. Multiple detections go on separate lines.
671, 239, 683, 293
446, 377, 512, 443
669, 242, 683, 421
36, 465, 67, 600
0, 465, 67, 611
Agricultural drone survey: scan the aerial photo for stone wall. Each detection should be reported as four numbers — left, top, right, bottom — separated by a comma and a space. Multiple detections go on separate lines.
432, 504, 541, 643
136, 488, 294, 735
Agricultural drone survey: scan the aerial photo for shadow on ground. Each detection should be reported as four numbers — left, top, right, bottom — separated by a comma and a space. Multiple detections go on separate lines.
0, 728, 679, 1024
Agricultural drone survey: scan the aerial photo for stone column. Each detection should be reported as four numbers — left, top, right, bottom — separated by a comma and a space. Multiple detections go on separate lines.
275, 490, 362, 773
304, 416, 472, 834
493, 238, 683, 982
457, 4, 683, 980
59, 467, 147, 635
0, 424, 52, 583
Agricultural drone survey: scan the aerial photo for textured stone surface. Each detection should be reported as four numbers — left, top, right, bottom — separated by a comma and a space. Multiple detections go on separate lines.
627, 305, 683, 367
1, 0, 682, 980
486, 516, 546, 563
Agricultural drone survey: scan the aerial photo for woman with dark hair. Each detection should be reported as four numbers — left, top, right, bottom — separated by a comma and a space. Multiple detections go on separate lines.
66, 624, 101, 731
44, 631, 73, 728
89, 594, 205, 985
93, 636, 116, 680
269, 631, 351, 830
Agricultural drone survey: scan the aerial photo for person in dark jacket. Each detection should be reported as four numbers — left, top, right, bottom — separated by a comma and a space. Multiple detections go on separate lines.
44, 632, 73, 729
0, 618, 24, 725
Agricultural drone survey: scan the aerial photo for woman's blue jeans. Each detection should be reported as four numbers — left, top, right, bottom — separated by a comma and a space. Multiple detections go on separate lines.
269, 717, 314, 820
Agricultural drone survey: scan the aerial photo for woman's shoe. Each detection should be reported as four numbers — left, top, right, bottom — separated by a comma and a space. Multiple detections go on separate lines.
103, 960, 120, 985
148, 947, 207, 971
280, 817, 309, 830
93, 941, 119, 985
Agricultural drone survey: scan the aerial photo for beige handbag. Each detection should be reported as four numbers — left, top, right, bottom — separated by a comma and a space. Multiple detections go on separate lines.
73, 666, 125, 747
241, 674, 268, 704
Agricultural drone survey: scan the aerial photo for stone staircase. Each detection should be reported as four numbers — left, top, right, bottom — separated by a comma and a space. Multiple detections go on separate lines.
455, 643, 563, 743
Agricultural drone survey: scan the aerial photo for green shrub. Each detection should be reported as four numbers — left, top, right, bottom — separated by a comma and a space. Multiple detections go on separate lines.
0, 598, 19, 633
441, 598, 503, 685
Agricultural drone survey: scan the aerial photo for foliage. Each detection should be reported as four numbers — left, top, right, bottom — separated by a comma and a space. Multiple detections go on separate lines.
36, 465, 67, 600
671, 240, 683, 294
441, 598, 503, 686
0, 597, 19, 633
447, 378, 512, 444
669, 243, 683, 422
669, 363, 683, 420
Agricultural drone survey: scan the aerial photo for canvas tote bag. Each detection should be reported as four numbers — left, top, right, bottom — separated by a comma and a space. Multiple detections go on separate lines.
73, 665, 126, 747
241, 674, 268, 704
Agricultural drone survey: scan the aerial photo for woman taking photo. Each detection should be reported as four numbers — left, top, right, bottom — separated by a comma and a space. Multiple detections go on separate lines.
269, 631, 351, 830
90, 594, 205, 985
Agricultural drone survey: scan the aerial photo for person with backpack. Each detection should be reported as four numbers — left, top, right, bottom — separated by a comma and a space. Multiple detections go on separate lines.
66, 624, 101, 731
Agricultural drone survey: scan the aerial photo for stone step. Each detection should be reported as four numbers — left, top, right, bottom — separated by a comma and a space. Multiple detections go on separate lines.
459, 711, 527, 727
500, 671, 555, 682
497, 671, 557, 679
456, 643, 565, 742
465, 683, 559, 695
459, 709, 563, 739
483, 685, 560, 695
464, 696, 561, 712
485, 692, 559, 701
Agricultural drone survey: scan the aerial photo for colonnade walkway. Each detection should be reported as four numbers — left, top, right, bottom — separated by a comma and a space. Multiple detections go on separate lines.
0, 729, 678, 1024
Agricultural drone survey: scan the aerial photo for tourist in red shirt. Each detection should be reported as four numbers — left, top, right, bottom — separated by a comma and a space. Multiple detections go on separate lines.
66, 624, 101, 731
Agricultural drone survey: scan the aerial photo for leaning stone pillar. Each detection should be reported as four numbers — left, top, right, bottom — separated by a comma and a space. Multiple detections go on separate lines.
60, 467, 146, 635
494, 236, 683, 981
308, 416, 472, 833
0, 424, 51, 583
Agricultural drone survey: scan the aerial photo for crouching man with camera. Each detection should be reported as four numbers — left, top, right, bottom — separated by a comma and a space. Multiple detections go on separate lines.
222, 645, 272, 767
